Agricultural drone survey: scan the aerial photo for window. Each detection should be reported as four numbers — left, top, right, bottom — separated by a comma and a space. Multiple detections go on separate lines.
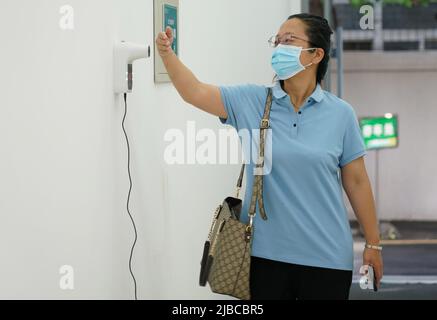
384, 41, 419, 51
344, 41, 373, 51
425, 39, 437, 50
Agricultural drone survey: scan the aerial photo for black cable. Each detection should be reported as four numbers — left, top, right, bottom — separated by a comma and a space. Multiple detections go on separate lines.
122, 93, 138, 300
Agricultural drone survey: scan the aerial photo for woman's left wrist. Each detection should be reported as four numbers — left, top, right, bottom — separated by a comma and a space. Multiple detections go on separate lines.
364, 235, 380, 245
366, 240, 380, 246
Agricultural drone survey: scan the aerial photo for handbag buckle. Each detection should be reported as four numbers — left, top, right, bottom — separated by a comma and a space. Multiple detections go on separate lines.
260, 119, 270, 129
245, 214, 255, 234
245, 224, 253, 242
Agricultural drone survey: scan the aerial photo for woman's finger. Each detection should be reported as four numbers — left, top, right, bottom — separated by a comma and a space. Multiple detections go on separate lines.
165, 26, 173, 39
375, 264, 383, 287
157, 42, 171, 50
157, 46, 171, 55
156, 41, 169, 48
159, 32, 168, 40
156, 38, 170, 48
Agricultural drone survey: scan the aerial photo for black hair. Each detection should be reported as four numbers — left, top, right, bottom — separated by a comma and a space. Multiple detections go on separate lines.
280, 13, 333, 84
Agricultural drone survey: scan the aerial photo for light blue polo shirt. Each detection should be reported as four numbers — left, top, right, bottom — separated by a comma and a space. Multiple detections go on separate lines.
218, 81, 366, 271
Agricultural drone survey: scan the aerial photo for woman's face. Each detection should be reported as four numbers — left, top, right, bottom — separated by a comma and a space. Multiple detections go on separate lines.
276, 18, 323, 69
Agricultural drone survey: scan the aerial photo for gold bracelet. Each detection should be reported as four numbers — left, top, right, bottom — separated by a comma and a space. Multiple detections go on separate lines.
365, 243, 383, 251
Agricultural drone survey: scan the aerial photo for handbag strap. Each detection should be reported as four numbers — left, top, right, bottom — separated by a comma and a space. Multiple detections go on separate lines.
234, 88, 273, 221
234, 163, 245, 198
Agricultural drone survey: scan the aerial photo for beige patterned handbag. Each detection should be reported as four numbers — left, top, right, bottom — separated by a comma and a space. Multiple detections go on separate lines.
199, 88, 273, 300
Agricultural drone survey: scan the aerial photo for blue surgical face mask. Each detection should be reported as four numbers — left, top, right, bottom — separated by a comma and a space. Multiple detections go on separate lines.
271, 44, 316, 80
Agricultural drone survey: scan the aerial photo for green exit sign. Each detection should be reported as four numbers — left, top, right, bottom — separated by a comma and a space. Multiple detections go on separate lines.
359, 114, 399, 150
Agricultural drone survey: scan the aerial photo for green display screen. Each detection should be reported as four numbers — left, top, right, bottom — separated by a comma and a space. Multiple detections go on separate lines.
359, 115, 399, 150
163, 4, 178, 55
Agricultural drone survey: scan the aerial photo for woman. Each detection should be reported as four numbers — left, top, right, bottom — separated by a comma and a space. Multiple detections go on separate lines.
156, 13, 383, 300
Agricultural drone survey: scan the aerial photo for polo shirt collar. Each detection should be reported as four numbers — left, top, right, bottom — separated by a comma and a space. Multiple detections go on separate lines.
269, 80, 324, 103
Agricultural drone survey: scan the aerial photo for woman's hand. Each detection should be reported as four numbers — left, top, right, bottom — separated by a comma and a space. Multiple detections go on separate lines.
156, 26, 174, 58
363, 247, 383, 288
152, 26, 226, 118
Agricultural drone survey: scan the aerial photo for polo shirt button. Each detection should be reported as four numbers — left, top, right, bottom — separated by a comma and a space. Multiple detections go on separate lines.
293, 124, 297, 127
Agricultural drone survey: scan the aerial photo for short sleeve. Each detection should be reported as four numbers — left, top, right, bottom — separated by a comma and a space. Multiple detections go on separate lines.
339, 107, 367, 168
218, 84, 267, 130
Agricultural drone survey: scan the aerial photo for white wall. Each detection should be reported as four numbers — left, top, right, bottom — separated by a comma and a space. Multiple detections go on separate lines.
0, 0, 299, 299
331, 52, 437, 221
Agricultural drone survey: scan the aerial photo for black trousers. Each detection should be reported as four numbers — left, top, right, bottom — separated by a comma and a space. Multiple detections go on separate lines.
250, 256, 353, 300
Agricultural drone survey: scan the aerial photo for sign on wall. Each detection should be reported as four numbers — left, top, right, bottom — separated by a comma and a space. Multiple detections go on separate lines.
359, 114, 399, 150
154, 0, 179, 83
